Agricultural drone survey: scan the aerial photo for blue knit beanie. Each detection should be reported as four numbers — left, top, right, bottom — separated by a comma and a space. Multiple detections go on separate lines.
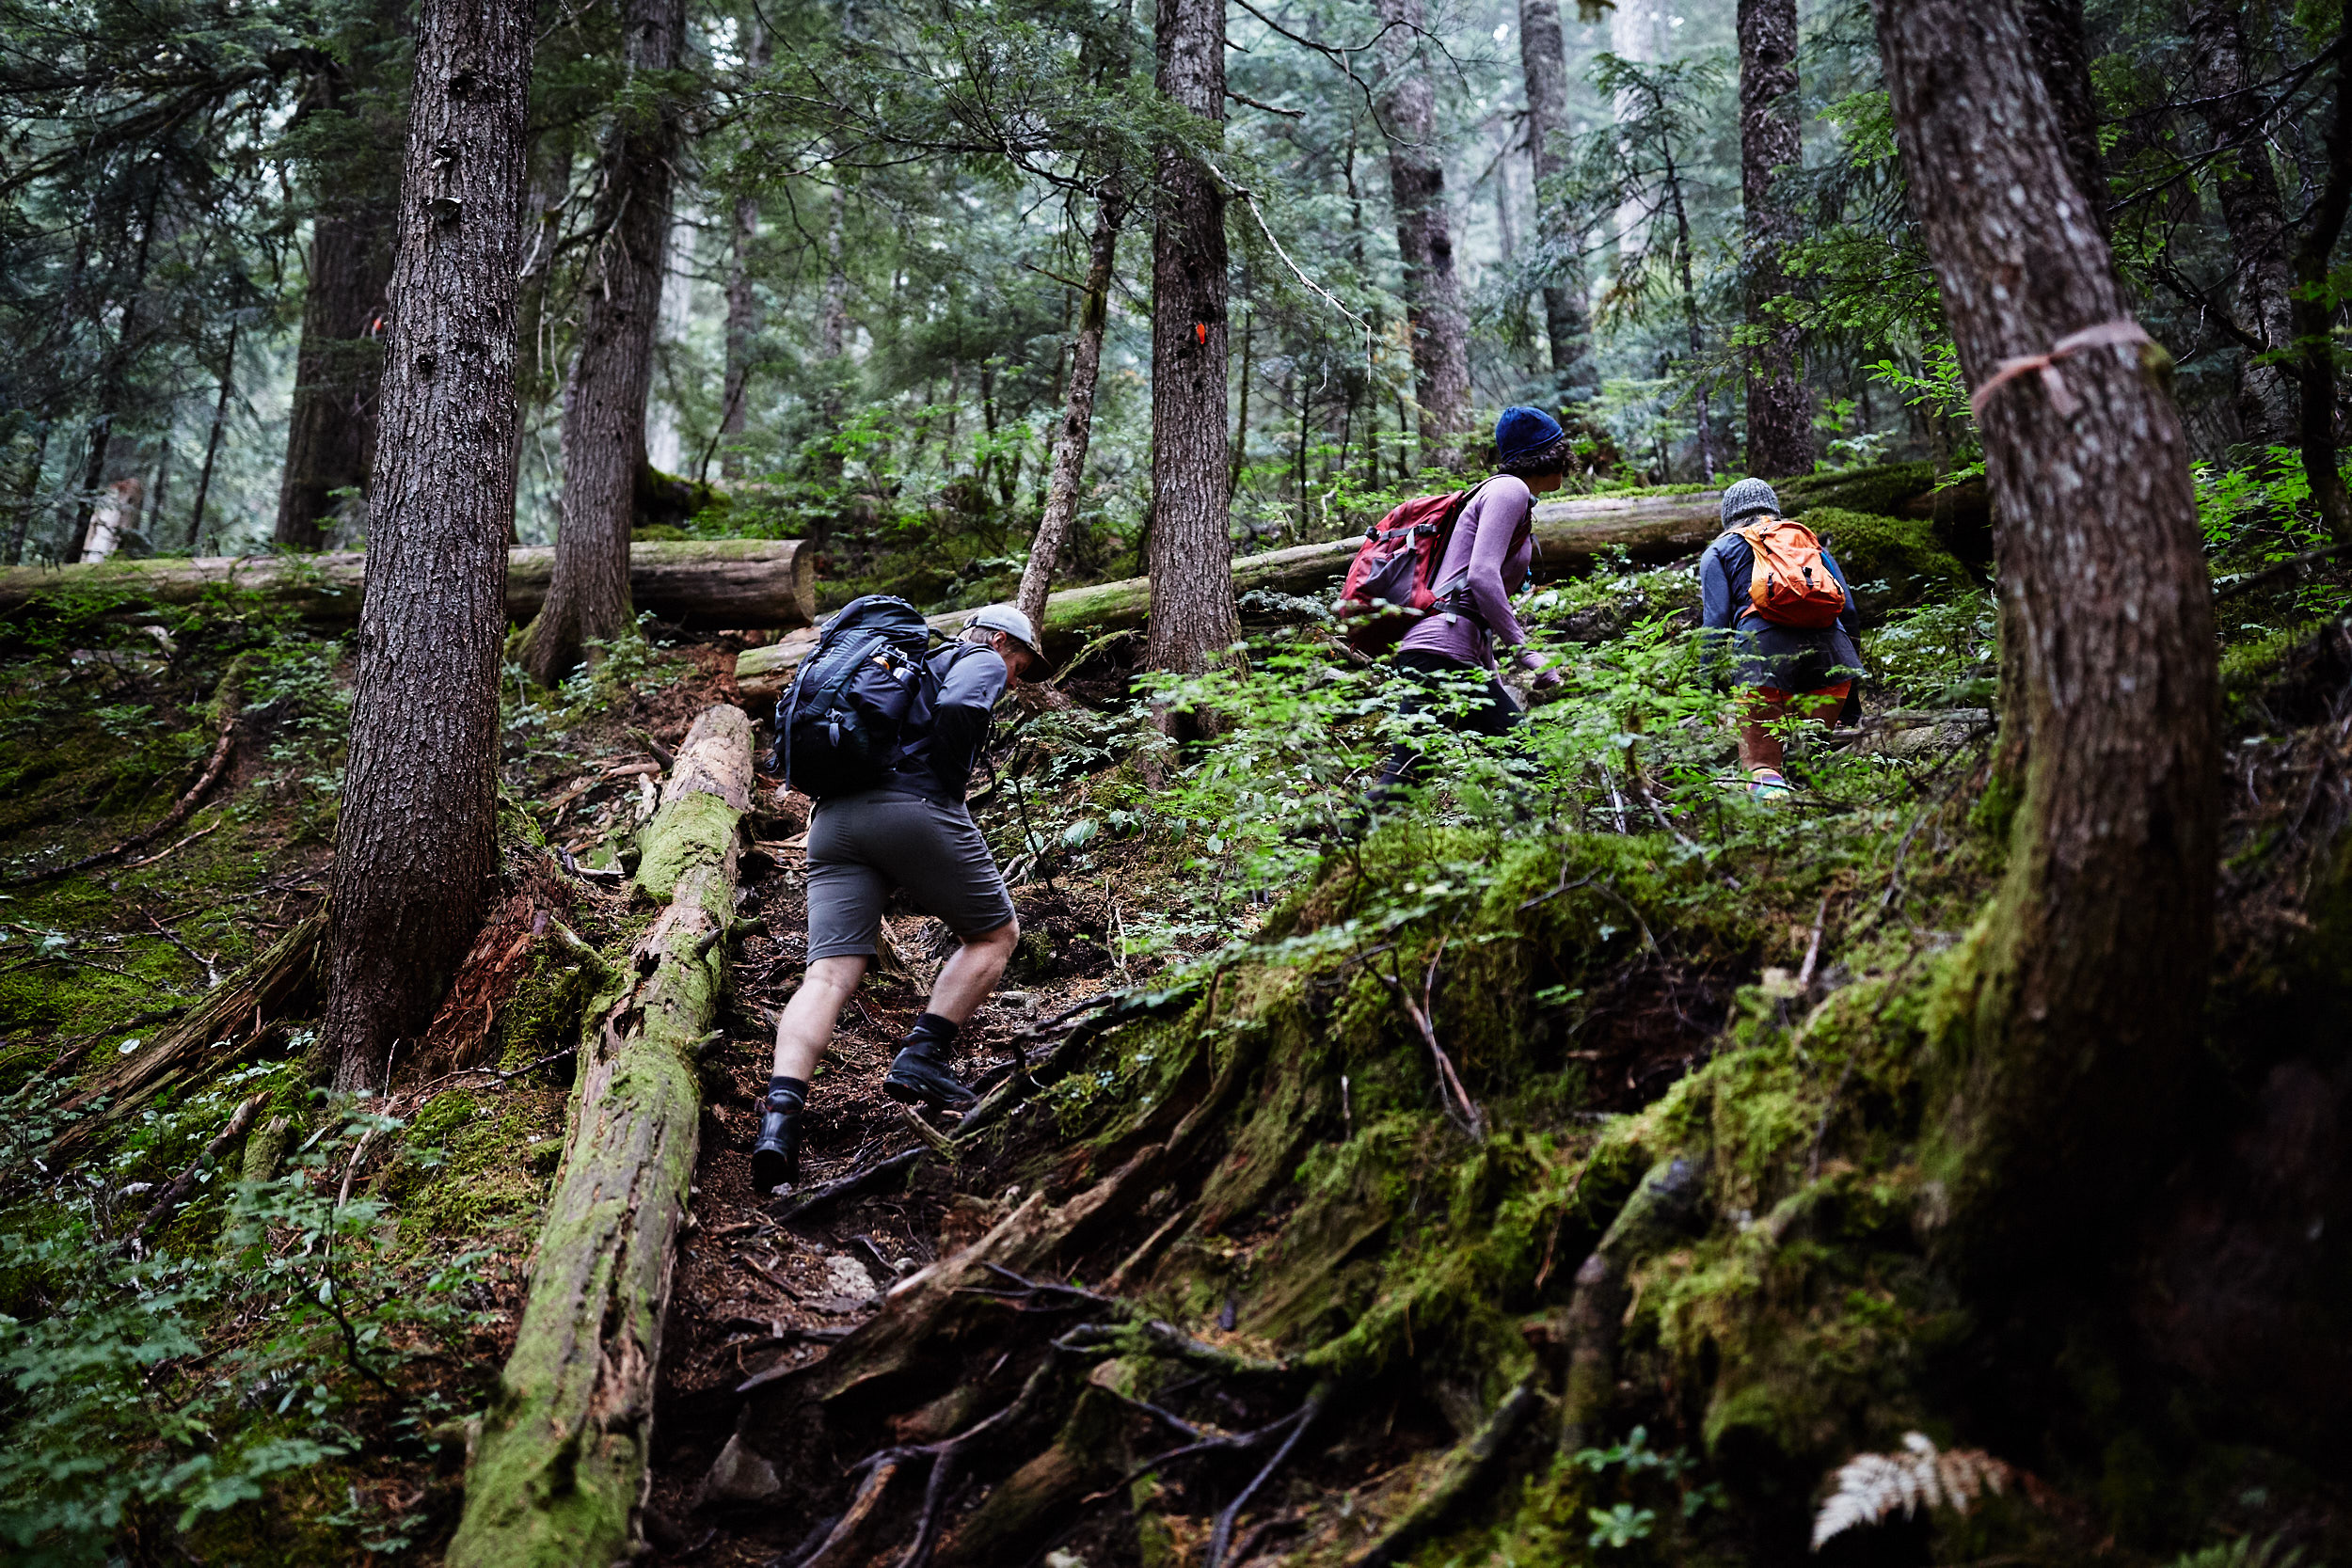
1720, 477, 1781, 528
1494, 405, 1567, 467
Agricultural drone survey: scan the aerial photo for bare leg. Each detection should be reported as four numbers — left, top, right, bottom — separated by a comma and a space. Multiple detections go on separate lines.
772, 955, 868, 1083
1738, 690, 1841, 773
924, 919, 1021, 1023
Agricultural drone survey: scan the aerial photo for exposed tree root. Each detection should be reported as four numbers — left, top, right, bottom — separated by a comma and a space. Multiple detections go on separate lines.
1351, 1379, 1540, 1567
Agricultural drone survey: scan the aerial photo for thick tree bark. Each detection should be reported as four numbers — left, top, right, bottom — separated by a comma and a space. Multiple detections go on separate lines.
516, 0, 688, 685
273, 207, 395, 549
1737, 0, 1813, 476
2183, 0, 2299, 444
1376, 0, 1471, 468
451, 705, 749, 1567
1874, 0, 2219, 1270
1148, 0, 1241, 676
2014, 0, 2106, 235
1517, 0, 1596, 400
2289, 59, 2352, 544
1019, 186, 1124, 630
0, 539, 816, 627
319, 0, 532, 1094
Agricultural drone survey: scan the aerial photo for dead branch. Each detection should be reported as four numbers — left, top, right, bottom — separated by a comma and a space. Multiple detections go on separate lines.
8, 686, 238, 886
129, 1091, 266, 1248
1203, 1388, 1327, 1568
1375, 945, 1486, 1140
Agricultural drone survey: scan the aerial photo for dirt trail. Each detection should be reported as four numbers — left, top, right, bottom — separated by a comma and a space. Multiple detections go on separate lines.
643, 833, 1115, 1563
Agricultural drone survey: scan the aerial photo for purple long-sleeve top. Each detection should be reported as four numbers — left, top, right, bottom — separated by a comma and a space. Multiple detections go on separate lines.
1394, 476, 1536, 670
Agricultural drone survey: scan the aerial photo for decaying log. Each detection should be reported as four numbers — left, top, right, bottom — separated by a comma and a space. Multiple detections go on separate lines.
40, 910, 326, 1169
732, 493, 1722, 705
447, 704, 752, 1568
1, 539, 816, 629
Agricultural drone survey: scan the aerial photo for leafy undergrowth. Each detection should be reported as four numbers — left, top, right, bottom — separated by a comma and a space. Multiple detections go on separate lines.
2, 487, 2348, 1566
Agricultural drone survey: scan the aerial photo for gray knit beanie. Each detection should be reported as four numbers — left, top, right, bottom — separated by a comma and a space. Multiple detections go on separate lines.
1720, 477, 1781, 528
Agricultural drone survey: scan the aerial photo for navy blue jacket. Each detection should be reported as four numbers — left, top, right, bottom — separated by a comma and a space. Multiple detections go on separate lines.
885, 642, 1008, 800
1697, 524, 1866, 690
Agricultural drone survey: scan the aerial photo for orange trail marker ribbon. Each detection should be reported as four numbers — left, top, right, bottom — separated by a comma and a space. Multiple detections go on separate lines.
1966, 318, 2156, 421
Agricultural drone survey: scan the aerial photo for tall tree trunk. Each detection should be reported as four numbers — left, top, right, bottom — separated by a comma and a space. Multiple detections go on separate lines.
1873, 0, 2219, 1271
319, 0, 533, 1093
187, 324, 237, 547
1376, 0, 1471, 469
1737, 0, 1813, 476
67, 184, 164, 563
2289, 56, 2352, 543
515, 122, 577, 515
6, 424, 47, 566
274, 208, 396, 549
1018, 184, 1124, 630
1147, 0, 1240, 677
717, 21, 771, 484
516, 0, 687, 685
1662, 147, 1713, 479
1518, 0, 1597, 401
2014, 0, 2106, 235
2183, 0, 2299, 445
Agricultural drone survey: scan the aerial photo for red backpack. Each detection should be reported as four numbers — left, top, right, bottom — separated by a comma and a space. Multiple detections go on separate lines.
1338, 482, 1490, 653
1733, 516, 1847, 628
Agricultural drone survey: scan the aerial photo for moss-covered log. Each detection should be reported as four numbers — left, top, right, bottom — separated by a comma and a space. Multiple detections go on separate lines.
0, 539, 815, 629
447, 704, 751, 1568
733, 493, 1725, 704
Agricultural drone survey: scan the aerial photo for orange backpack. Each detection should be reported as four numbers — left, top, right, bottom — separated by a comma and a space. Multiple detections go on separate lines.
1733, 516, 1847, 628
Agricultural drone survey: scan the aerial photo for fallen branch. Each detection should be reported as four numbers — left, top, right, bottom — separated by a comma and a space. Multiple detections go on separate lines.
1350, 1379, 1538, 1567
1375, 944, 1486, 1141
8, 684, 238, 886
1204, 1388, 1328, 1568
129, 1092, 266, 1249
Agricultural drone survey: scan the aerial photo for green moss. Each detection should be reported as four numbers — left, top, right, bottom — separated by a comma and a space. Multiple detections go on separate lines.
1778, 460, 1939, 519
379, 1087, 565, 1248
1802, 506, 1972, 615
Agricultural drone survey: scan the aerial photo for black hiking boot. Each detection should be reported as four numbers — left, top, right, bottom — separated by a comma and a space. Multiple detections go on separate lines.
751, 1096, 802, 1192
883, 1037, 977, 1113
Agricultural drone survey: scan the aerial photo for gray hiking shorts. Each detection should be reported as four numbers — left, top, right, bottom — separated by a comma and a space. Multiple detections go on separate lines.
803, 791, 1016, 962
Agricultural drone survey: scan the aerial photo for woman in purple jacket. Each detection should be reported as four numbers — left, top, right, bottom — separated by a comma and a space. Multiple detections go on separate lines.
1369, 405, 1569, 804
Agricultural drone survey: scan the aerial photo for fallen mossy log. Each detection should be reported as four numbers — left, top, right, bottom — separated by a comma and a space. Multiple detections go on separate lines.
732, 493, 1724, 704
447, 704, 753, 1568
0, 538, 816, 629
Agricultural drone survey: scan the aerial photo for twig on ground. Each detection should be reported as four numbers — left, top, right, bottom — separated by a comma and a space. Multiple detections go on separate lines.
145, 913, 221, 988
1796, 895, 1831, 991
1203, 1390, 1327, 1568
890, 1100, 960, 1161
120, 821, 221, 871
1375, 944, 1486, 1141
130, 1092, 265, 1248
8, 690, 239, 886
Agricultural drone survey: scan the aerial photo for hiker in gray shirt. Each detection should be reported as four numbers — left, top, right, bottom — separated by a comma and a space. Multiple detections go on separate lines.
754, 604, 1043, 1192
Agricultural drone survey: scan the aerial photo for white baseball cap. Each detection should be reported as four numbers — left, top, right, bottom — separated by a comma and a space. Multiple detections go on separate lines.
965, 604, 1044, 665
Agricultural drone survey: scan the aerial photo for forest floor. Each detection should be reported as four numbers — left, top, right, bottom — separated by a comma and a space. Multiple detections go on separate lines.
3, 508, 2350, 1568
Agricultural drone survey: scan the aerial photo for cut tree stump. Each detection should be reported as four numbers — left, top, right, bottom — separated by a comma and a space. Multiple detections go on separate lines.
447, 704, 752, 1568
732, 492, 1723, 704
1, 539, 815, 629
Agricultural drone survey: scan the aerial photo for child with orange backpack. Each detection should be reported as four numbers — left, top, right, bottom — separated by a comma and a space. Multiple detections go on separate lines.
1698, 478, 1864, 800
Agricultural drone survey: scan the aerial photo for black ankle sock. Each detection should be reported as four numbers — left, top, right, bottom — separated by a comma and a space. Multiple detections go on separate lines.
766, 1075, 808, 1114
907, 1012, 960, 1050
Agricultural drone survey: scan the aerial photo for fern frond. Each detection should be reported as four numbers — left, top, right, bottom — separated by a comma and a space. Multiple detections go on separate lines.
1810, 1432, 2016, 1550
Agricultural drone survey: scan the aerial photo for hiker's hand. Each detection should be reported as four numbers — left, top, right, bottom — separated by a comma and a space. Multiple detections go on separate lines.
1530, 666, 1564, 693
